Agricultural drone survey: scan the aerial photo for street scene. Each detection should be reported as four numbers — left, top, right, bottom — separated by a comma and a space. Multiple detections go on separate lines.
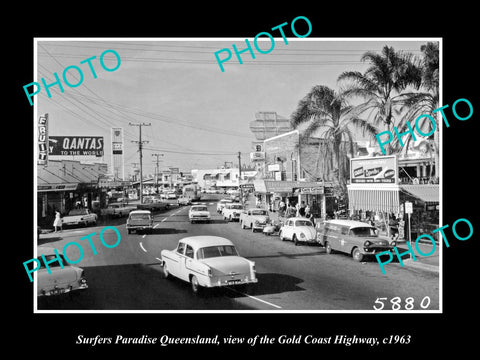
34, 38, 440, 311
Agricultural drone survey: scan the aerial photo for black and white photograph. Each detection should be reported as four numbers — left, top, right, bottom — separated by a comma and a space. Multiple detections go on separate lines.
12, 4, 478, 356
32, 38, 442, 312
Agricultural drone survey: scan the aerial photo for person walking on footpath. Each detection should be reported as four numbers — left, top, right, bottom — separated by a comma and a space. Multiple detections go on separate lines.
53, 210, 63, 232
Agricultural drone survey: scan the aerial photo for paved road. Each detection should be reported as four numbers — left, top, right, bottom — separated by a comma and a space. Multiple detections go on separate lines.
37, 196, 439, 311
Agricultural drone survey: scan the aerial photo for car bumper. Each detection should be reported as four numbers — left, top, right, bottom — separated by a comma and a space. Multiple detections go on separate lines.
204, 277, 258, 288
362, 246, 395, 254
39, 282, 88, 297
127, 225, 153, 230
190, 217, 211, 222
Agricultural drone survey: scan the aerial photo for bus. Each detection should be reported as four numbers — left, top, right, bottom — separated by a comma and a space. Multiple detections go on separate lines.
182, 184, 201, 201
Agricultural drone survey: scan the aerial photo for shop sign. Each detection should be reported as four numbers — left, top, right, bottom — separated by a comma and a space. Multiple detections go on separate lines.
38, 114, 48, 165
38, 183, 78, 192
350, 155, 397, 184
250, 151, 265, 161
299, 186, 324, 195
268, 164, 281, 172
240, 183, 255, 189
49, 136, 104, 157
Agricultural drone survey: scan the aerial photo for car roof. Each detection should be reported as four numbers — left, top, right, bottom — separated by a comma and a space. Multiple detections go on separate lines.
179, 236, 234, 249
325, 219, 374, 228
287, 217, 311, 221
130, 210, 151, 214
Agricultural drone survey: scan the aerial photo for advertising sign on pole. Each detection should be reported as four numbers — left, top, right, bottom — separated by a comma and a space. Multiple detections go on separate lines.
49, 136, 104, 157
37, 114, 48, 165
350, 155, 398, 184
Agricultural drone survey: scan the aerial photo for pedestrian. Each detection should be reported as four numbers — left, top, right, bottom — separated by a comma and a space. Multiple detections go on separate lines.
305, 211, 314, 225
53, 210, 62, 232
305, 204, 310, 217
299, 201, 306, 217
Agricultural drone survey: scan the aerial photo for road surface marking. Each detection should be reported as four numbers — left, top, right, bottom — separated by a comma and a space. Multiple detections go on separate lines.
139, 242, 147, 252
226, 287, 282, 309
142, 234, 146, 238
153, 223, 160, 228
161, 218, 167, 222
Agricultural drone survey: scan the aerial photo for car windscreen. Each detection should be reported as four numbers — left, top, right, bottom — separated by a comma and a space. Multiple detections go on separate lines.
295, 220, 313, 227
197, 245, 239, 259
350, 227, 377, 237
68, 209, 87, 216
251, 210, 267, 215
192, 206, 207, 211
229, 205, 243, 209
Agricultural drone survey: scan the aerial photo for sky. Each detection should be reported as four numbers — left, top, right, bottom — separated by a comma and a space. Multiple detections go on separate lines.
35, 38, 431, 178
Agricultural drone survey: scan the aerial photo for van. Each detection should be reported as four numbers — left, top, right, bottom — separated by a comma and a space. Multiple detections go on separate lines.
316, 219, 394, 262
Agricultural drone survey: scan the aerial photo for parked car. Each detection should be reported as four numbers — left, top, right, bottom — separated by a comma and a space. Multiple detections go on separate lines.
101, 203, 136, 217
160, 236, 257, 294
279, 217, 317, 246
221, 203, 245, 222
188, 205, 211, 223
36, 246, 88, 296
316, 219, 394, 262
62, 208, 97, 227
216, 198, 233, 213
166, 192, 177, 200
126, 210, 154, 234
178, 197, 192, 206
240, 208, 270, 231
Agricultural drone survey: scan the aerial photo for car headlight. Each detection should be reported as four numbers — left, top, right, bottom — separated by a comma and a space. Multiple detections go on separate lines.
254, 220, 259, 225
299, 233, 306, 239
391, 241, 396, 247
364, 240, 372, 247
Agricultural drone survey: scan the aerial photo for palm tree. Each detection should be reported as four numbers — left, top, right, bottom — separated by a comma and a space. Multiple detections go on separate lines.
337, 45, 423, 154
394, 42, 440, 178
290, 85, 378, 188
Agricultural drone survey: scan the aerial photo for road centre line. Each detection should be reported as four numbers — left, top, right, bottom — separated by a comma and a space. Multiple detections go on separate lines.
226, 287, 282, 309
139, 242, 147, 253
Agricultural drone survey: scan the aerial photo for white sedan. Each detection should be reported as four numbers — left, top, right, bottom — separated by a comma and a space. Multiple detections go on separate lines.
160, 236, 257, 294
279, 217, 318, 246
188, 205, 211, 223
36, 247, 88, 296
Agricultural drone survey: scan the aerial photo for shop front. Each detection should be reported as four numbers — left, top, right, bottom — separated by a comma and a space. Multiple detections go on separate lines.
347, 155, 439, 241
253, 180, 333, 219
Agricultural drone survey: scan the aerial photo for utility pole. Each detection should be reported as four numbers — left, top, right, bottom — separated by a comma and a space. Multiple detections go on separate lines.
238, 151, 243, 206
129, 122, 151, 204
152, 153, 164, 194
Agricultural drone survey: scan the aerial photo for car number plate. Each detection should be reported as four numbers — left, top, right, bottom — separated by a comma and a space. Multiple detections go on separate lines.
228, 279, 241, 285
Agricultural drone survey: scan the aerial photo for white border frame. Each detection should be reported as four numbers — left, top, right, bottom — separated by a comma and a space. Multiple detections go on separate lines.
32, 37, 443, 314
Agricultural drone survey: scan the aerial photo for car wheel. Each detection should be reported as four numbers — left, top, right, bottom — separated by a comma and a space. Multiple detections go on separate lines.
229, 216, 232, 222
162, 263, 170, 279
127, 229, 131, 234
352, 247, 364, 262
325, 241, 332, 254
241, 221, 246, 229
190, 275, 201, 294
251, 225, 256, 232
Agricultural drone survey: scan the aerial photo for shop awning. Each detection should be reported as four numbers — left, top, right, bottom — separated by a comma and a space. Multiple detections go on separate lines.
400, 184, 439, 204
347, 185, 400, 213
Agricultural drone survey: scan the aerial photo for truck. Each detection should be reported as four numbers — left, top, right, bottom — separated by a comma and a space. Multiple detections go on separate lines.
240, 208, 270, 232
182, 184, 201, 202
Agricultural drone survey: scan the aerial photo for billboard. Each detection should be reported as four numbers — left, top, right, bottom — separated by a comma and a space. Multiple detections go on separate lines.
350, 155, 397, 184
37, 114, 48, 165
49, 136, 104, 157
111, 128, 124, 180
